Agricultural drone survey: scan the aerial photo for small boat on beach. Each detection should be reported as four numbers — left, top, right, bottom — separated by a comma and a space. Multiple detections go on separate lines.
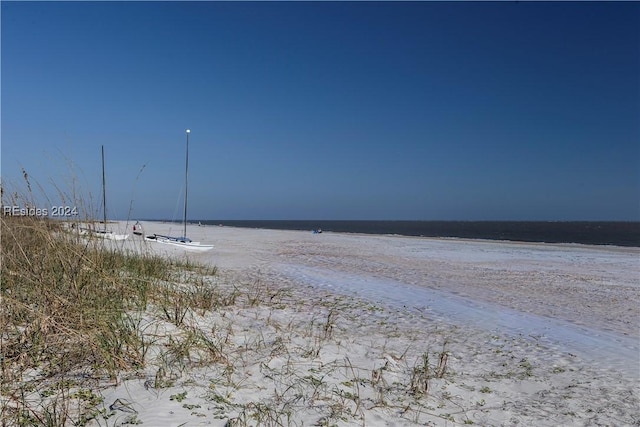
79, 146, 129, 241
133, 221, 144, 236
145, 233, 214, 252
145, 129, 213, 252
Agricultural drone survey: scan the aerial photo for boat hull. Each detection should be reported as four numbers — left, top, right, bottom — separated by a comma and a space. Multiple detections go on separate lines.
145, 234, 213, 252
75, 226, 129, 241
100, 232, 130, 241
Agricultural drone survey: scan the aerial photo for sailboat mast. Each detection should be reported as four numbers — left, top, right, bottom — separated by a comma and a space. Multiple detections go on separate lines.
184, 129, 190, 239
101, 145, 107, 231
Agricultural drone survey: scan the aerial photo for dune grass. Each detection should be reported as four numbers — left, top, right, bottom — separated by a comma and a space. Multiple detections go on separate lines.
1, 212, 459, 426
0, 213, 187, 424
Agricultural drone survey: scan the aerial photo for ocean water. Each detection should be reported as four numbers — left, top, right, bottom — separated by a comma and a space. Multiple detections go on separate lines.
197, 220, 640, 247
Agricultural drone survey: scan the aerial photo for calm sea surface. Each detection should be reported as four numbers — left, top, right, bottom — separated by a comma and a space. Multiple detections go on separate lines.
195, 220, 640, 247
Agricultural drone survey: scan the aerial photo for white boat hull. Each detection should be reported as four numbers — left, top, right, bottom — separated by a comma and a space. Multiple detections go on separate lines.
145, 235, 213, 252
99, 231, 130, 241
74, 226, 129, 241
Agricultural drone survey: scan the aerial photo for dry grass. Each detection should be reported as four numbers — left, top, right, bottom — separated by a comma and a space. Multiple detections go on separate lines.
0, 212, 186, 424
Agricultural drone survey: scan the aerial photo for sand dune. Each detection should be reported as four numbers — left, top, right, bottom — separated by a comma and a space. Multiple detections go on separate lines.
95, 220, 639, 426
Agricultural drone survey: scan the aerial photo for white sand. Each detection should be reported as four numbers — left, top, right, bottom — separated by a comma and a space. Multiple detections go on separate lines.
95, 220, 639, 426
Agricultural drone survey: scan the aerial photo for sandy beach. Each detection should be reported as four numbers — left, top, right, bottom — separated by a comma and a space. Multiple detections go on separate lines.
95, 220, 639, 426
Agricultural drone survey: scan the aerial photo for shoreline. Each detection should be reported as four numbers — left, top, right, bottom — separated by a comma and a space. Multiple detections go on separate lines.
126, 219, 640, 248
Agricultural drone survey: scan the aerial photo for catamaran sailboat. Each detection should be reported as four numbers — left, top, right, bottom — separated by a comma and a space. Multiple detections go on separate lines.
78, 146, 129, 241
145, 129, 214, 252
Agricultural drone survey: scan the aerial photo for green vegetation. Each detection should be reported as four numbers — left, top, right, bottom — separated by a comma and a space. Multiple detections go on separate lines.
0, 212, 216, 425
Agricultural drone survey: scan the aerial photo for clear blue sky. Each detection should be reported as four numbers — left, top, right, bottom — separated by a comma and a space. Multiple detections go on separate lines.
2, 1, 638, 221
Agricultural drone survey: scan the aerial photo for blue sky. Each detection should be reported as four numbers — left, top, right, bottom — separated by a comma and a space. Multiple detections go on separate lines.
2, 1, 638, 221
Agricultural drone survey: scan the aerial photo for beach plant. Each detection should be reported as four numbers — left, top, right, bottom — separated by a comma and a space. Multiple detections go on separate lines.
435, 343, 449, 379
342, 357, 363, 415
0, 177, 224, 425
169, 391, 188, 403
94, 312, 144, 378
158, 287, 191, 326
246, 279, 266, 307
322, 309, 336, 340
519, 358, 534, 378
188, 278, 220, 314
409, 353, 431, 396
405, 343, 450, 399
